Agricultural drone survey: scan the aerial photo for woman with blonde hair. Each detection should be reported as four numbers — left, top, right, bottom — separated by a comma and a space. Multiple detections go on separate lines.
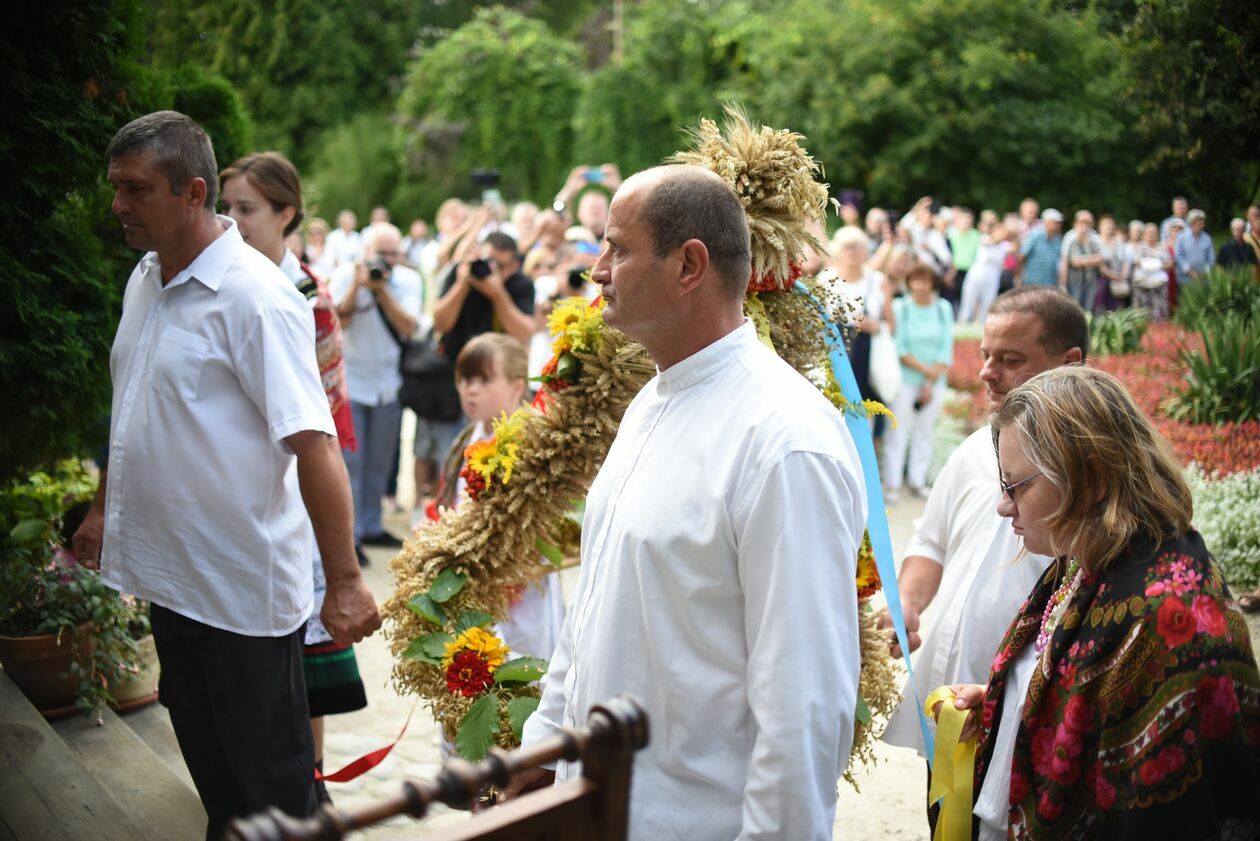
934, 366, 1260, 839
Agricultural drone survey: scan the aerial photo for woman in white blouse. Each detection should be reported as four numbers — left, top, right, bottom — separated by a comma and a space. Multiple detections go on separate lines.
821, 225, 897, 404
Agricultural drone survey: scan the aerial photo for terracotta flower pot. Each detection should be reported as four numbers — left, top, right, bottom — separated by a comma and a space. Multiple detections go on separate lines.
110, 633, 161, 712
0, 624, 95, 719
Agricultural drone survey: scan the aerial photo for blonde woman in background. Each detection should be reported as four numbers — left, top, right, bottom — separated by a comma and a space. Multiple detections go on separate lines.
821, 225, 897, 406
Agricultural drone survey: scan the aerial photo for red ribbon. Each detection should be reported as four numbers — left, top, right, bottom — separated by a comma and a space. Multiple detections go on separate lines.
315, 700, 418, 783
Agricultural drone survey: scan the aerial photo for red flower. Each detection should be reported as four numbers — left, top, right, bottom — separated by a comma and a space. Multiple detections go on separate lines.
1062, 695, 1092, 733
1191, 595, 1227, 637
1008, 768, 1029, 805
445, 649, 494, 697
1139, 745, 1188, 787
982, 697, 997, 731
1155, 597, 1196, 649
1032, 723, 1083, 785
1085, 764, 1117, 810
1197, 674, 1241, 740
459, 465, 487, 502
1037, 790, 1064, 822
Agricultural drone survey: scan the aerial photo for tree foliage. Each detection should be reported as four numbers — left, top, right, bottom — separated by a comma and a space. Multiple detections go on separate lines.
145, 0, 423, 166
1121, 0, 1260, 214
0, 0, 254, 483
395, 7, 583, 213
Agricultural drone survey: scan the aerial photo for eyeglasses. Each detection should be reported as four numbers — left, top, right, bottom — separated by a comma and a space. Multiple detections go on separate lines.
1000, 471, 1042, 501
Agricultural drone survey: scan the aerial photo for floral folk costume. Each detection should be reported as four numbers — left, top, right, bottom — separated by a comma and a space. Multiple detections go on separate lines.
975, 531, 1260, 839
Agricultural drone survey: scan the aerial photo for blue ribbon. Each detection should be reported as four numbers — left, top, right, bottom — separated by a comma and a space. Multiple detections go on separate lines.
795, 282, 935, 761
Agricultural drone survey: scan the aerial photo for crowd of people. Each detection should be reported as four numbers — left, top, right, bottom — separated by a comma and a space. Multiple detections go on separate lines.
76, 109, 1259, 840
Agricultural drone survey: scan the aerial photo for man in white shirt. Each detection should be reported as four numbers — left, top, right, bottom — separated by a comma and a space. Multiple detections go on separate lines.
877, 286, 1088, 829
330, 224, 422, 554
506, 165, 868, 840
73, 111, 380, 839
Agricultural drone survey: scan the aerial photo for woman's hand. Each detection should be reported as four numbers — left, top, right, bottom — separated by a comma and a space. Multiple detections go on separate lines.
931, 683, 986, 741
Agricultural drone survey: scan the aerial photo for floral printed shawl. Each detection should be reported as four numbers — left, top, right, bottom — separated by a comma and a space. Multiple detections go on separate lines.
975, 530, 1260, 840
295, 261, 356, 452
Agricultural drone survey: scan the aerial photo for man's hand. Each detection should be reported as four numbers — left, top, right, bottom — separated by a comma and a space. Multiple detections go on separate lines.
353, 262, 371, 290
73, 506, 105, 570
877, 603, 921, 658
321, 574, 381, 645
496, 767, 555, 803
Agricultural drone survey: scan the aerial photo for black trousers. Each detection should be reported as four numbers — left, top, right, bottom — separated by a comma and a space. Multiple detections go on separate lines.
150, 604, 316, 841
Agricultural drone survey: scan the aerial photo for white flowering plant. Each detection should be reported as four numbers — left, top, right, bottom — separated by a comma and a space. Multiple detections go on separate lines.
1187, 465, 1260, 587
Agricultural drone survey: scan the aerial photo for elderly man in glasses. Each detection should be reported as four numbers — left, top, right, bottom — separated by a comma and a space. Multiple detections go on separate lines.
878, 286, 1088, 830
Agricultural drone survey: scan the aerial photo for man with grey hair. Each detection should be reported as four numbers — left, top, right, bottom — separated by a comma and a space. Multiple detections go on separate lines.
74, 110, 380, 838
1160, 195, 1190, 243
1174, 208, 1215, 282
1218, 217, 1258, 270
330, 222, 422, 557
507, 165, 868, 840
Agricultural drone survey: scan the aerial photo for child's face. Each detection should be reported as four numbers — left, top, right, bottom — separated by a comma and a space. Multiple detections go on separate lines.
457, 356, 524, 423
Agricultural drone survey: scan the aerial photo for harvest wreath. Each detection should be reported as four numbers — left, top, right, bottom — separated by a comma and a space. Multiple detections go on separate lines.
384, 108, 899, 780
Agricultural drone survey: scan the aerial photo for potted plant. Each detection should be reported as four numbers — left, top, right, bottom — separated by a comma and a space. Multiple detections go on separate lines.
0, 459, 155, 721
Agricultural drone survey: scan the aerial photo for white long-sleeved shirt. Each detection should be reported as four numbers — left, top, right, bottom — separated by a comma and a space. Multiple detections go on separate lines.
881, 426, 1051, 756
522, 321, 867, 840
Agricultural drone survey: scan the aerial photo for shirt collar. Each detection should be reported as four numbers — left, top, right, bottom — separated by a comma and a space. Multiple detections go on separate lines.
146, 215, 241, 293
279, 248, 303, 282
656, 319, 755, 395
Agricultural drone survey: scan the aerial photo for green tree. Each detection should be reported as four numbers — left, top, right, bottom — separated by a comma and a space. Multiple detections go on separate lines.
0, 1, 255, 483
1121, 0, 1260, 215
395, 7, 583, 212
571, 0, 762, 176
145, 0, 423, 167
743, 0, 1144, 216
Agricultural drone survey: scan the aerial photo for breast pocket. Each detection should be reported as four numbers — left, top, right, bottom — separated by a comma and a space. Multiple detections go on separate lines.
149, 325, 210, 401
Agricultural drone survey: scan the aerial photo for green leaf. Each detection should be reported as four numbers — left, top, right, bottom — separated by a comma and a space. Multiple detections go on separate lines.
428, 569, 467, 603
402, 632, 452, 665
494, 657, 548, 684
507, 696, 540, 742
406, 594, 446, 627
9, 519, 47, 544
855, 696, 872, 725
535, 536, 566, 568
563, 498, 585, 527
456, 692, 500, 760
556, 353, 580, 381
454, 611, 495, 634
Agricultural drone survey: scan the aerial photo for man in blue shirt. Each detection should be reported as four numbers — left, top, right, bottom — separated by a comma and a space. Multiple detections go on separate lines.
1019, 208, 1064, 287
1174, 209, 1215, 283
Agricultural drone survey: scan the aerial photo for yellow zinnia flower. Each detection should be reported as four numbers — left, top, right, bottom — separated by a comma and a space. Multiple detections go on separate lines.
441, 626, 509, 671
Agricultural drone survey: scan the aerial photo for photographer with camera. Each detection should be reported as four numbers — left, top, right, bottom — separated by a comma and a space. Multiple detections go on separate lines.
330, 223, 422, 558
552, 164, 621, 242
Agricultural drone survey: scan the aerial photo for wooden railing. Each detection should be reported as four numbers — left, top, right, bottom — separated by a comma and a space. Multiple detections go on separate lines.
225, 694, 649, 841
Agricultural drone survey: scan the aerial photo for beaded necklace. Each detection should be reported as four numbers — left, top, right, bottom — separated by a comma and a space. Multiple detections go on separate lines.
1035, 558, 1081, 653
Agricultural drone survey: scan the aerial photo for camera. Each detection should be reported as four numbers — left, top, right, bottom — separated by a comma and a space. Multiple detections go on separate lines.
584, 168, 605, 184
367, 257, 390, 281
567, 268, 587, 291
470, 169, 500, 189
469, 258, 493, 280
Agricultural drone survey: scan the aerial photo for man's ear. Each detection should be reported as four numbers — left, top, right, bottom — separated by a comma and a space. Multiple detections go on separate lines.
186, 176, 209, 211
676, 238, 710, 296
279, 205, 297, 232
1063, 346, 1084, 365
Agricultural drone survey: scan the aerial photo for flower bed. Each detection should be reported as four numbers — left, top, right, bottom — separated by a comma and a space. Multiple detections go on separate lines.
947, 324, 1259, 477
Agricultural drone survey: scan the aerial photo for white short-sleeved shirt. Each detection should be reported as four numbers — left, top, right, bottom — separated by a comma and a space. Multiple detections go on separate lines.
100, 216, 336, 637
881, 426, 1051, 756
328, 263, 423, 406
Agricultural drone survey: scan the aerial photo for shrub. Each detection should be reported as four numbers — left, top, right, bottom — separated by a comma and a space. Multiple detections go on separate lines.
1089, 308, 1149, 358
1174, 267, 1260, 333
1186, 465, 1260, 588
1165, 312, 1260, 424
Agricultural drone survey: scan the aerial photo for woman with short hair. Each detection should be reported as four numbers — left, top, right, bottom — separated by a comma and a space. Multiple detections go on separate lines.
935, 366, 1260, 840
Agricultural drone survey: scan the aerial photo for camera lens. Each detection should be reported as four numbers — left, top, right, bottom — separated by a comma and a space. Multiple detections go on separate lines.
470, 259, 492, 279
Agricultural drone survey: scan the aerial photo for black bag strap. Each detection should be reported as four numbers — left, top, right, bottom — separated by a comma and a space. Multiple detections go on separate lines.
373, 295, 407, 348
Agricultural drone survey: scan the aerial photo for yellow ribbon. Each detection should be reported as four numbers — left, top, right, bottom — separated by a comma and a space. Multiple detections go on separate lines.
924, 686, 978, 841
